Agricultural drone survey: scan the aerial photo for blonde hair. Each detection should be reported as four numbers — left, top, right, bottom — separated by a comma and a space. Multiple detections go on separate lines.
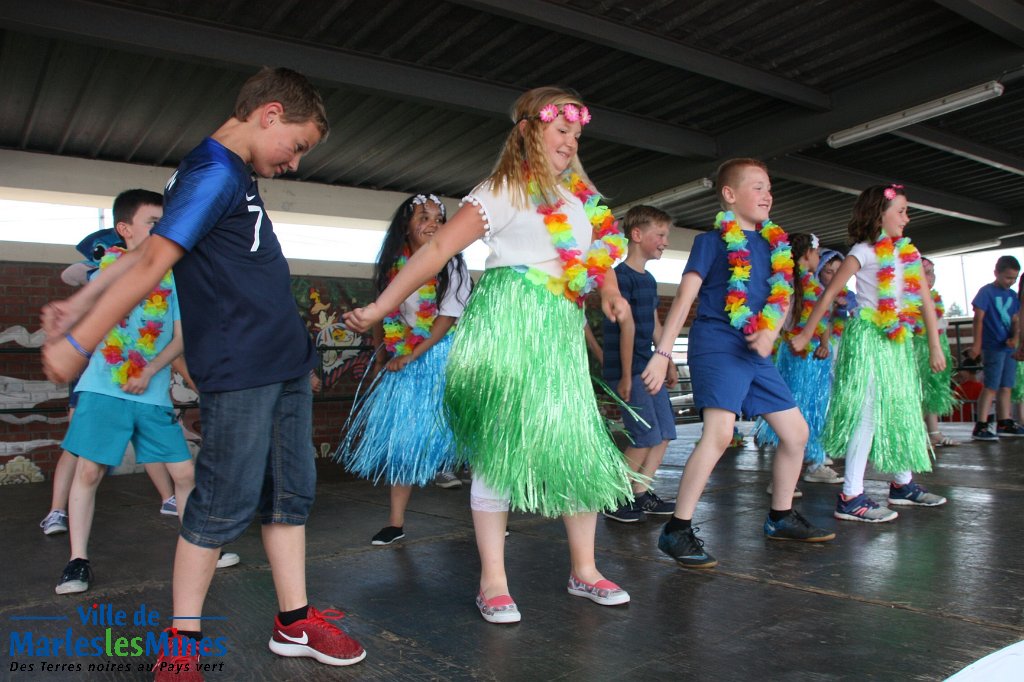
485, 86, 598, 207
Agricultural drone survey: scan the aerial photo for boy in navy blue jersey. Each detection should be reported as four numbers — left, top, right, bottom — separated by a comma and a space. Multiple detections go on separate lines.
602, 206, 678, 523
41, 67, 365, 679
970, 255, 1023, 440
641, 158, 835, 568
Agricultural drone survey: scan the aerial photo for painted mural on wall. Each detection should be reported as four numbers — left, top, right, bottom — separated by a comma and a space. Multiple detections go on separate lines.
291, 276, 377, 388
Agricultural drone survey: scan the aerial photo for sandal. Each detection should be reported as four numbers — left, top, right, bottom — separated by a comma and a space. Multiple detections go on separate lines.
929, 431, 961, 447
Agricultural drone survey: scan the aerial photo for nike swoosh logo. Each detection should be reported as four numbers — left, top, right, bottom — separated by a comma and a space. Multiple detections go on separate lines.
277, 630, 308, 645
246, 193, 256, 201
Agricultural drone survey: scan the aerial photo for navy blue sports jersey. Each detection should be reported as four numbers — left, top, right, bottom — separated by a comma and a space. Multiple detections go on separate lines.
153, 137, 316, 392
602, 262, 658, 382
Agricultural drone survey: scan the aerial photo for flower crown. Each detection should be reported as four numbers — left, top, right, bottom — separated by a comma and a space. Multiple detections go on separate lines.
883, 184, 904, 201
533, 103, 592, 125
411, 193, 445, 218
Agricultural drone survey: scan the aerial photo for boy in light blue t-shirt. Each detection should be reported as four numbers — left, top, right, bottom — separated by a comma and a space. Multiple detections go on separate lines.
55, 190, 195, 596
970, 255, 1023, 440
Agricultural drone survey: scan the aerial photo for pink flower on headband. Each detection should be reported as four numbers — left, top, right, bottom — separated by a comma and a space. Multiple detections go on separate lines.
580, 106, 591, 125
883, 184, 904, 201
539, 104, 558, 122
562, 104, 580, 122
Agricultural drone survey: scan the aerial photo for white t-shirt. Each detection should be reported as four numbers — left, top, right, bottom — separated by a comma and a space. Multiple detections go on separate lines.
398, 259, 471, 328
848, 241, 906, 312
462, 180, 593, 278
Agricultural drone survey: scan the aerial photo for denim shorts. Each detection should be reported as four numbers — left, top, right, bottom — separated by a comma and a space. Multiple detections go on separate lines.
62, 392, 191, 466
983, 348, 1018, 390
690, 352, 795, 419
616, 375, 677, 447
180, 375, 316, 548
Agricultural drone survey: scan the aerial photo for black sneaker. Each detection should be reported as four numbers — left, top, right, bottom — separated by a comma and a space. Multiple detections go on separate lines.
371, 526, 405, 546
972, 421, 998, 441
602, 497, 645, 523
764, 510, 836, 542
638, 490, 676, 515
658, 526, 717, 568
55, 558, 92, 595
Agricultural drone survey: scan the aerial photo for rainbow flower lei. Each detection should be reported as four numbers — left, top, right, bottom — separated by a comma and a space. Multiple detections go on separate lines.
785, 271, 828, 355
859, 233, 923, 343
830, 289, 852, 339
524, 171, 627, 306
913, 289, 944, 336
718, 211, 794, 333
96, 247, 173, 388
382, 246, 438, 356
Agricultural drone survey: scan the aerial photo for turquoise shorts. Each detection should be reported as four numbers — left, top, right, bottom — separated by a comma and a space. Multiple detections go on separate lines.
62, 392, 192, 467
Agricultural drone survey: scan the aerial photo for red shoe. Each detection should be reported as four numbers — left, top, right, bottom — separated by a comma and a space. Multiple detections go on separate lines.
151, 630, 204, 681
268, 606, 366, 666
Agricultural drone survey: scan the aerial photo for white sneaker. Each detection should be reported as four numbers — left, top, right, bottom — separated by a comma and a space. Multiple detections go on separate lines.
766, 482, 803, 498
803, 465, 844, 484
216, 551, 240, 569
823, 456, 834, 466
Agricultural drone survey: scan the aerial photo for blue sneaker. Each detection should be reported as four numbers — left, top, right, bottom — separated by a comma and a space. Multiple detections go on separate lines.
997, 419, 1024, 437
888, 482, 946, 507
159, 495, 177, 516
658, 525, 717, 568
834, 493, 898, 523
764, 510, 836, 542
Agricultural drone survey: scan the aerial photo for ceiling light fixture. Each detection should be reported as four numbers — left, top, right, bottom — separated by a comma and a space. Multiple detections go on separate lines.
613, 177, 714, 216
826, 81, 1004, 149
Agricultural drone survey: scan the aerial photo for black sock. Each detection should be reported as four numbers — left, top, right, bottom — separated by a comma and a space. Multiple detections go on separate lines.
665, 517, 691, 533
176, 629, 202, 641
277, 604, 310, 627
768, 508, 791, 522
70, 557, 89, 564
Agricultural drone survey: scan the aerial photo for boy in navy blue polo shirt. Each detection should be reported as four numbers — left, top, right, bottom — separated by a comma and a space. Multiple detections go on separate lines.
601, 206, 678, 523
41, 67, 365, 678
641, 158, 835, 568
970, 255, 1023, 440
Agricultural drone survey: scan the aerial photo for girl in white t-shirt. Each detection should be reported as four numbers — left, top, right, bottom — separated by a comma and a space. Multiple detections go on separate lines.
336, 194, 470, 546
344, 87, 636, 623
793, 184, 948, 523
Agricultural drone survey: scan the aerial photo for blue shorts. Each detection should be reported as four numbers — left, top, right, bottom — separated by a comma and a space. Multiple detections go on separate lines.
690, 352, 795, 419
62, 392, 191, 466
983, 349, 1018, 390
180, 375, 316, 549
616, 375, 677, 448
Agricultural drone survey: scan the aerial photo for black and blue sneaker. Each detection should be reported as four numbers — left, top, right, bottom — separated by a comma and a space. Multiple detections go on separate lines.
603, 496, 646, 523
55, 558, 92, 595
658, 526, 717, 568
764, 510, 836, 542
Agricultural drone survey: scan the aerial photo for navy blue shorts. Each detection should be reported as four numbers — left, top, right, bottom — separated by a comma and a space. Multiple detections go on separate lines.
616, 375, 677, 448
690, 352, 795, 419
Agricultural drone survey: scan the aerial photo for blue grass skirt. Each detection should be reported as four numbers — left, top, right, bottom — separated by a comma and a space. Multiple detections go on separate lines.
443, 267, 635, 517
752, 342, 832, 466
822, 316, 933, 473
336, 334, 457, 487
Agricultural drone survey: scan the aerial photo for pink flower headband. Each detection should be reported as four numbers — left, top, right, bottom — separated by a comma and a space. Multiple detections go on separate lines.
883, 184, 904, 201
534, 103, 591, 126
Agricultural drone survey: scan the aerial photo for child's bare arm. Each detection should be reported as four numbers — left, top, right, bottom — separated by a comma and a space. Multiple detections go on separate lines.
792, 256, 860, 352
642, 271, 701, 394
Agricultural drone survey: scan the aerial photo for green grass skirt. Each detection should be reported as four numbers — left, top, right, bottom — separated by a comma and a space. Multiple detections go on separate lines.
1014, 362, 1024, 403
443, 267, 635, 516
913, 332, 957, 416
822, 316, 934, 473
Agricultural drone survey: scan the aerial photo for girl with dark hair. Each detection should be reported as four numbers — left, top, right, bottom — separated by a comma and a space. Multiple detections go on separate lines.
754, 232, 844, 489
915, 258, 959, 447
336, 194, 470, 546
344, 86, 636, 623
793, 184, 947, 523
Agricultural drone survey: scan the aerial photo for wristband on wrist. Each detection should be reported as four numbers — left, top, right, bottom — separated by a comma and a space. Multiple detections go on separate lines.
65, 333, 92, 360
654, 348, 672, 360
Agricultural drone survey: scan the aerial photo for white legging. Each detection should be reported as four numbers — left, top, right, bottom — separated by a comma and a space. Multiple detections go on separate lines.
470, 476, 511, 513
842, 374, 913, 497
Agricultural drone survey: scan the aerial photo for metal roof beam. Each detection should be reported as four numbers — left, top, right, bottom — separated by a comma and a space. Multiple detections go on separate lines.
0, 0, 715, 157
770, 155, 1011, 226
892, 124, 1024, 176
600, 36, 1024, 201
450, 0, 831, 111
933, 0, 1024, 48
